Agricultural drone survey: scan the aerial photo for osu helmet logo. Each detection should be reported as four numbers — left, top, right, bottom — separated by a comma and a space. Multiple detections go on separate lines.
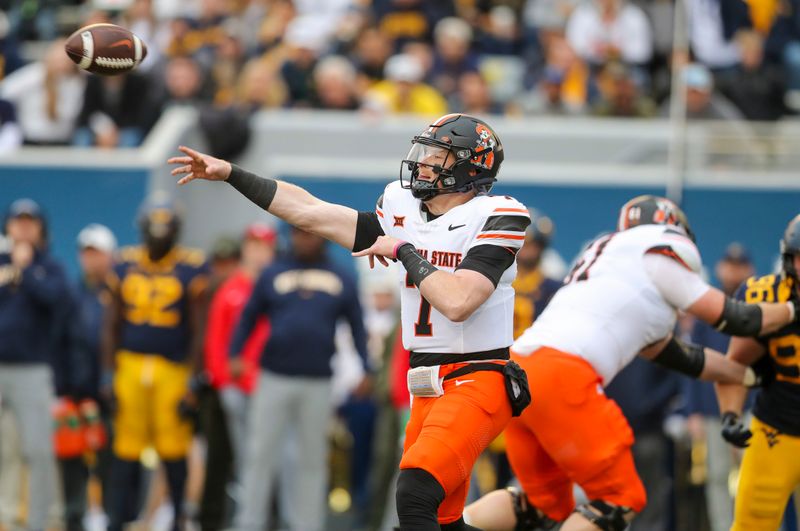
472, 124, 496, 170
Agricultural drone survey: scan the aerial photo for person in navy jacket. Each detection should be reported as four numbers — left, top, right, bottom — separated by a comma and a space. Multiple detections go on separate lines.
0, 198, 67, 531
231, 226, 371, 531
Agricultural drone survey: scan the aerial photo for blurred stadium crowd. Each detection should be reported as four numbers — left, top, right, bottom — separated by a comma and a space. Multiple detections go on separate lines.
0, 0, 799, 152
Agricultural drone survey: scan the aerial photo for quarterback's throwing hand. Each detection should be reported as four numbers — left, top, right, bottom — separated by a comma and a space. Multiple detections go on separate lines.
168, 146, 232, 185
352, 235, 405, 269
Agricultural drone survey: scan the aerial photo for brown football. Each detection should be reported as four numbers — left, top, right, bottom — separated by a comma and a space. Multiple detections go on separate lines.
65, 23, 147, 76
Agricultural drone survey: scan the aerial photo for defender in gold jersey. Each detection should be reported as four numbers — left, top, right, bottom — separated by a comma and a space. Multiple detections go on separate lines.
717, 214, 800, 531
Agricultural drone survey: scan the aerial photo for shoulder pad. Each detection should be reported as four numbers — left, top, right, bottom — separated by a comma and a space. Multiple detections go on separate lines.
118, 246, 142, 264
738, 274, 784, 303
177, 247, 206, 267
645, 230, 702, 273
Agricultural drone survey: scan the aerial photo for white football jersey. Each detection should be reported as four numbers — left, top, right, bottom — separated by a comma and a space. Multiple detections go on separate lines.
513, 224, 709, 384
376, 180, 529, 354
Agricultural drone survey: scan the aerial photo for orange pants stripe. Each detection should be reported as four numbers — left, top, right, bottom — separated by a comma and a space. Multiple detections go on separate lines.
400, 363, 512, 524
505, 347, 646, 521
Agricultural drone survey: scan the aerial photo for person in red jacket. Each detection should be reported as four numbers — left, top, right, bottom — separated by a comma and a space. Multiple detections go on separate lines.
201, 223, 275, 528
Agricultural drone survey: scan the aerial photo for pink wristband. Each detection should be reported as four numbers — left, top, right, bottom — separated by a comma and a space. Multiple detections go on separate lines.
392, 240, 409, 260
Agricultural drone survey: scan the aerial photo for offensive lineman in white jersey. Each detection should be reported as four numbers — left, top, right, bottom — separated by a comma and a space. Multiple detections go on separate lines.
168, 114, 532, 531
464, 195, 800, 531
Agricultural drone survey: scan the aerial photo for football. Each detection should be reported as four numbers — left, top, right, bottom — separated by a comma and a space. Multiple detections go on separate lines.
64, 23, 147, 76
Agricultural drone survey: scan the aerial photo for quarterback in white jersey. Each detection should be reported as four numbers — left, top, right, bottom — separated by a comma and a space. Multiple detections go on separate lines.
465, 195, 800, 531
375, 179, 528, 354
169, 114, 531, 531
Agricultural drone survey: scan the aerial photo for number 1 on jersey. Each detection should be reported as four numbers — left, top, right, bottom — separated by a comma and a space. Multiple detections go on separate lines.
406, 272, 433, 336
415, 297, 433, 336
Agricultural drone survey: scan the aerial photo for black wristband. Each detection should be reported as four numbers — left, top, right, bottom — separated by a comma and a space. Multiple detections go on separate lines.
397, 243, 438, 287
227, 164, 278, 211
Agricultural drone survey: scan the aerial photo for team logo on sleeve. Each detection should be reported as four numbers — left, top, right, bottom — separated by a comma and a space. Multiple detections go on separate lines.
393, 215, 406, 228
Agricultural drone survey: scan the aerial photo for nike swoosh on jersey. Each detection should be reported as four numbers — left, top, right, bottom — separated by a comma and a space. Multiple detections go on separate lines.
455, 379, 474, 386
448, 224, 466, 231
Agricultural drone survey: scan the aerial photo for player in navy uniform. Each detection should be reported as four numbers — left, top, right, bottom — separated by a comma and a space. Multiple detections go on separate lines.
717, 214, 800, 530
103, 200, 208, 531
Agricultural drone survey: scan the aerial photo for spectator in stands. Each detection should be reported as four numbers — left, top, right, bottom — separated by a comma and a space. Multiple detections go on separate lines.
717, 30, 788, 121
73, 73, 157, 148
363, 53, 447, 116
431, 17, 479, 99
517, 36, 591, 115
0, 98, 22, 155
161, 55, 210, 107
352, 26, 393, 90
0, 11, 24, 80
201, 224, 275, 531
686, 0, 741, 75
236, 57, 288, 112
233, 227, 370, 531
372, 0, 456, 48
120, 0, 161, 72
565, 0, 653, 68
0, 39, 85, 145
57, 224, 118, 531
453, 71, 500, 115
592, 61, 657, 117
662, 63, 745, 120
0, 198, 67, 531
312, 55, 361, 110
211, 29, 247, 106
685, 243, 754, 531
250, 0, 295, 56
476, 5, 523, 56
523, 0, 582, 45
402, 40, 436, 82
281, 18, 328, 108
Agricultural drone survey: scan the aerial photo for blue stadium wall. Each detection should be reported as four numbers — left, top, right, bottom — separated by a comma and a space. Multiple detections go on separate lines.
0, 166, 148, 278
1, 166, 797, 280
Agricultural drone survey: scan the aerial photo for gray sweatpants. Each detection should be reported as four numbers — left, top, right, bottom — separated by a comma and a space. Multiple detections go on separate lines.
235, 370, 333, 531
0, 364, 58, 531
704, 416, 735, 531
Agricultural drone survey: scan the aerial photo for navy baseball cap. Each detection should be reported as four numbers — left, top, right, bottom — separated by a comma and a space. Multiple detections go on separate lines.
7, 198, 43, 220
721, 242, 752, 265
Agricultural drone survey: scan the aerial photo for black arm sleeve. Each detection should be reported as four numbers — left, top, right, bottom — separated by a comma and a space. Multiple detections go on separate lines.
715, 296, 763, 337
226, 164, 278, 211
456, 244, 517, 287
651, 338, 706, 378
353, 211, 384, 252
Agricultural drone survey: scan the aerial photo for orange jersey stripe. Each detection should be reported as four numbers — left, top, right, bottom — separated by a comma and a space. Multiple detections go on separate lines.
493, 208, 530, 214
477, 233, 526, 240
376, 209, 384, 218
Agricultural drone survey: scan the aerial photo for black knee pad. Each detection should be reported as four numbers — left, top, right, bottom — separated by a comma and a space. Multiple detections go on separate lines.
395, 468, 446, 530
574, 500, 632, 531
507, 487, 558, 530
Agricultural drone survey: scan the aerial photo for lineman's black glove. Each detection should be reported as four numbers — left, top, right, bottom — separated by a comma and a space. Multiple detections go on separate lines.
721, 411, 752, 448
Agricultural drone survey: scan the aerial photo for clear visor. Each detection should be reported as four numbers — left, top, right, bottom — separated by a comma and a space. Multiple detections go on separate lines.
404, 143, 455, 174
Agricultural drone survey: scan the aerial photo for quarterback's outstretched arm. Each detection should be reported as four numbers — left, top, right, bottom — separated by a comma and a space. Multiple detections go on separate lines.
168, 146, 360, 250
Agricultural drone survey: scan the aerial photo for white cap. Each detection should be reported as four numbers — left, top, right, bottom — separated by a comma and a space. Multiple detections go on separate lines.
384, 54, 424, 83
77, 223, 117, 253
284, 17, 329, 54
